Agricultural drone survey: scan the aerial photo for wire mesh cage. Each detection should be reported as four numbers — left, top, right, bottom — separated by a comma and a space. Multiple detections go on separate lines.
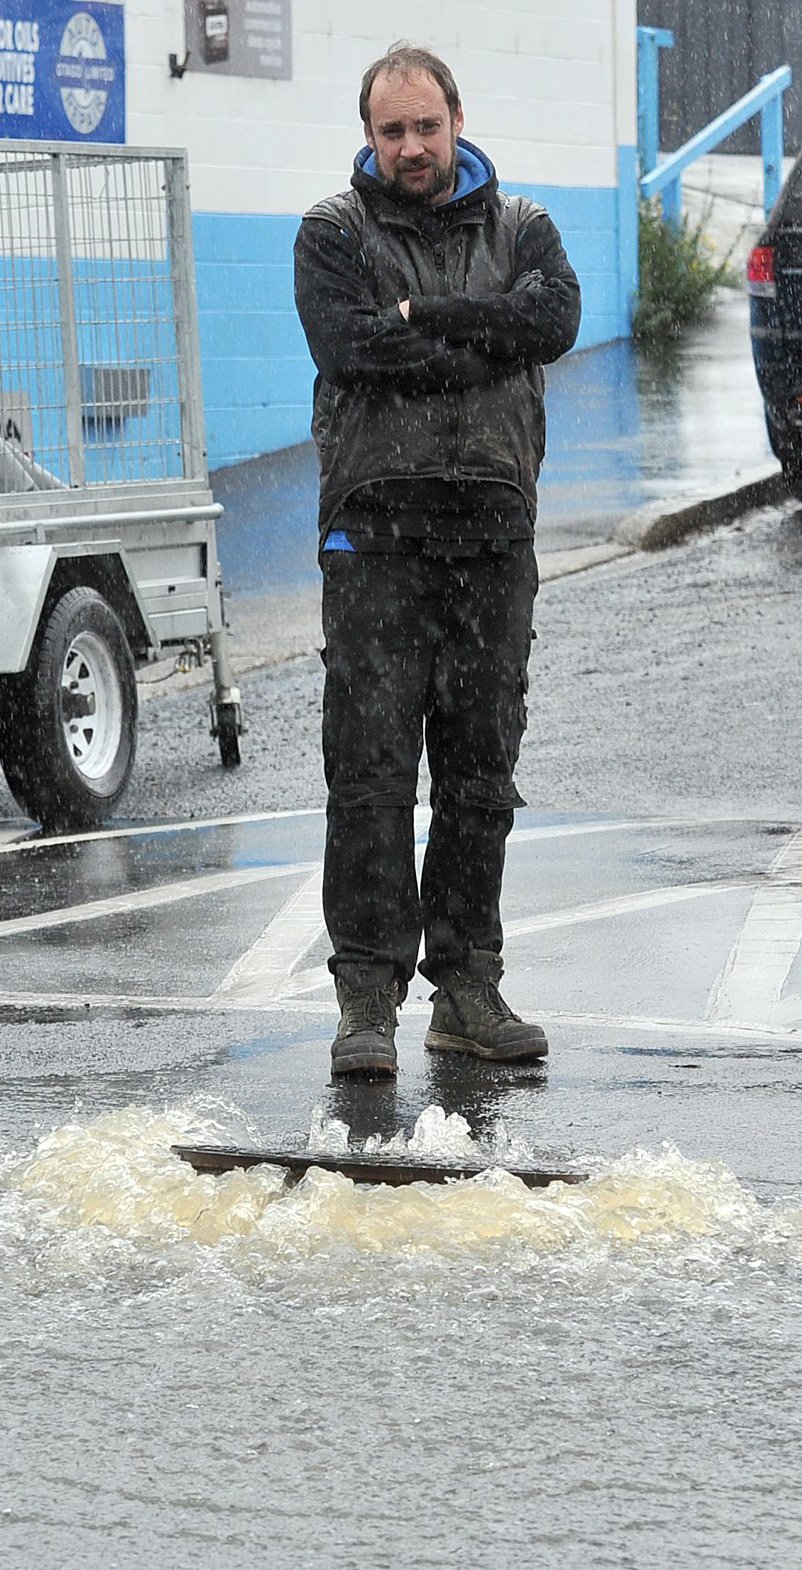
0, 141, 206, 495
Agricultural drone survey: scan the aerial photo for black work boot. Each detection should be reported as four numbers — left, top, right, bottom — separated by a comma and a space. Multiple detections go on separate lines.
331, 963, 404, 1076
424, 951, 548, 1062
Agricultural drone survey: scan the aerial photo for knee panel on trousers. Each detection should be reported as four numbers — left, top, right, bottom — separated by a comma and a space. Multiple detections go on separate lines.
431, 776, 526, 812
327, 774, 419, 811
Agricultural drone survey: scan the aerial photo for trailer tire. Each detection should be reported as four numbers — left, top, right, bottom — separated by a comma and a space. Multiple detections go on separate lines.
0, 587, 138, 830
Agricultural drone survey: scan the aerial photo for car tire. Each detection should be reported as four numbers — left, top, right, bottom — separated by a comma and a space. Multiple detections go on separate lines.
780, 455, 802, 499
0, 587, 138, 831
764, 405, 786, 462
764, 406, 802, 495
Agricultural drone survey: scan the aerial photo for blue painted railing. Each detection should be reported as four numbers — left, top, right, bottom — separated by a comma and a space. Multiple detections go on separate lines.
637, 26, 792, 225
637, 25, 674, 182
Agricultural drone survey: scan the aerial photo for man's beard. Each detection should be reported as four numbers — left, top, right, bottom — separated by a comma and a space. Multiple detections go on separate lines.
383, 147, 458, 206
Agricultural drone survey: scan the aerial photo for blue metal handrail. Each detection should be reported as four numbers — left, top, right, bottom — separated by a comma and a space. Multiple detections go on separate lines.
637, 25, 792, 226
637, 25, 674, 181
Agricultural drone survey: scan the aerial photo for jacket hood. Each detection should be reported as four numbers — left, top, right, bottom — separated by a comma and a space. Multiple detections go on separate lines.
352, 137, 496, 207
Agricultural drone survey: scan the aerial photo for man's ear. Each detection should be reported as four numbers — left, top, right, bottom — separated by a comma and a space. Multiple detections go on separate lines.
363, 120, 375, 151
454, 103, 465, 138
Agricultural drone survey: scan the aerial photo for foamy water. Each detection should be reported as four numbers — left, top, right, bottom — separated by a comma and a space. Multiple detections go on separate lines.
2, 1100, 801, 1570
1, 1100, 800, 1294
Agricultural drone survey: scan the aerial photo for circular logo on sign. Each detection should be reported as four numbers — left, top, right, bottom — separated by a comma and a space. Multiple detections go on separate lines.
58, 11, 112, 136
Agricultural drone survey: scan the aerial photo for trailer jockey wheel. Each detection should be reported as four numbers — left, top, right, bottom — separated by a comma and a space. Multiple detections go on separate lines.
215, 701, 241, 768
0, 587, 138, 831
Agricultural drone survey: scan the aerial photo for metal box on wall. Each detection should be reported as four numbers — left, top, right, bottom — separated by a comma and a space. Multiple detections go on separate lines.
183, 0, 291, 79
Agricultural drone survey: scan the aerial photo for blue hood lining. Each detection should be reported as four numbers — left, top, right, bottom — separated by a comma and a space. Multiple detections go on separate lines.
358, 137, 493, 203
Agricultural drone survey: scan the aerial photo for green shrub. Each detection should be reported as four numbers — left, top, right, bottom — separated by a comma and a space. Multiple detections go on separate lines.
633, 200, 734, 343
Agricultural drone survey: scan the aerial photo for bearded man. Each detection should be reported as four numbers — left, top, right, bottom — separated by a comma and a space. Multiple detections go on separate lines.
294, 41, 581, 1076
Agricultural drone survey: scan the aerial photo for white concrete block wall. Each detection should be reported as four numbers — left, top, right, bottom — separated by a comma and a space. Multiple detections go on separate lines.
127, 0, 633, 209
120, 0, 637, 465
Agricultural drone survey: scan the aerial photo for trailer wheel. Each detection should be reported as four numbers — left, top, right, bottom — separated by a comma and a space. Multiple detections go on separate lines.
216, 702, 241, 768
0, 587, 138, 830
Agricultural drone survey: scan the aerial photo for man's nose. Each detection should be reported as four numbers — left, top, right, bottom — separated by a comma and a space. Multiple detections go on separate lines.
400, 130, 426, 160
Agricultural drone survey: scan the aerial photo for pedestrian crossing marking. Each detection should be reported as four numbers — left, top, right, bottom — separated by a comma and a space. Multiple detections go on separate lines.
707, 829, 802, 1027
213, 868, 325, 1005
281, 878, 750, 1001
0, 812, 799, 1036
0, 862, 315, 940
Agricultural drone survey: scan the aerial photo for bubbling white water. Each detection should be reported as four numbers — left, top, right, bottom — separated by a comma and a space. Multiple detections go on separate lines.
0, 1101, 800, 1296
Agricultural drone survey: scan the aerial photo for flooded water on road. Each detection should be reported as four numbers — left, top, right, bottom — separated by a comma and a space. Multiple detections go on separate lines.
1, 1100, 800, 1569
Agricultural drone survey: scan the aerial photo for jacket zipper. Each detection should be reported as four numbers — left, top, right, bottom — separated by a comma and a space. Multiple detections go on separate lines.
431, 236, 460, 472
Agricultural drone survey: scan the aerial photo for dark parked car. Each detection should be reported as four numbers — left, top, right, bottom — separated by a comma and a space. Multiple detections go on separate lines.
748, 156, 802, 497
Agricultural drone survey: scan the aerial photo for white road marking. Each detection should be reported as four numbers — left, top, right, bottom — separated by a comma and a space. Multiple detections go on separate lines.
508, 816, 724, 845
508, 816, 798, 846
0, 807, 790, 858
0, 810, 797, 1041
504, 879, 749, 938
284, 964, 331, 997
707, 829, 802, 1027
0, 988, 795, 1042
0, 862, 315, 939
529, 1009, 799, 1042
213, 868, 325, 1004
278, 879, 750, 1000
0, 806, 323, 856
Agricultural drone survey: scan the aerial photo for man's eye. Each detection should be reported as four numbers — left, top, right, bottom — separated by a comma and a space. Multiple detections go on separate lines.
419, 122, 439, 133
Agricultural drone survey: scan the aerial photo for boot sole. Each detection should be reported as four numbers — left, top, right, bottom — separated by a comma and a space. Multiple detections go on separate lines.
331, 1053, 398, 1077
424, 1029, 548, 1062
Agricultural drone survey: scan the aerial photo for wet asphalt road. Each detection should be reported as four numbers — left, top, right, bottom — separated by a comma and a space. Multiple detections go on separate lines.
122, 497, 801, 822
1, 800, 799, 1189
1, 497, 801, 1570
0, 496, 800, 1173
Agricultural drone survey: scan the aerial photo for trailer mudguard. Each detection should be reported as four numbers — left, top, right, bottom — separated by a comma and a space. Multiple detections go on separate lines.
0, 541, 159, 674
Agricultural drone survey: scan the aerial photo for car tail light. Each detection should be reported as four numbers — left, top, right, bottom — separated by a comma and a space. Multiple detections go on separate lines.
747, 245, 776, 298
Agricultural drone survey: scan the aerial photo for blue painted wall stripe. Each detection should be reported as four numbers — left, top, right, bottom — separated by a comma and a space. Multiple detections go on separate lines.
616, 145, 640, 337
196, 161, 639, 470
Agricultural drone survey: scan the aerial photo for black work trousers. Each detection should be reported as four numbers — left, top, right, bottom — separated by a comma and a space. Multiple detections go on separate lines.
321, 541, 538, 983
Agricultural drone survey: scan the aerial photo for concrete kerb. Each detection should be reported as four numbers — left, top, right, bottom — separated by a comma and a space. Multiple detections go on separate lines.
137, 463, 788, 702
612, 463, 787, 552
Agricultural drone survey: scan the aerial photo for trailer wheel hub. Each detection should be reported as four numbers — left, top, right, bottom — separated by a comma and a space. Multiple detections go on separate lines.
60, 631, 124, 780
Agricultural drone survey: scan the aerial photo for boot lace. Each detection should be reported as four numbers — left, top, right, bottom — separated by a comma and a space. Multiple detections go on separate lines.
342, 987, 397, 1038
463, 977, 522, 1023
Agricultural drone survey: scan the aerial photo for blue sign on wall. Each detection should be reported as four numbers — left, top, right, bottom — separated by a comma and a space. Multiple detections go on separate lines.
0, 1, 125, 141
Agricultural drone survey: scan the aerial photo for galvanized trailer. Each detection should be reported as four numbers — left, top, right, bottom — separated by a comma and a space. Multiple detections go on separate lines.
0, 138, 243, 831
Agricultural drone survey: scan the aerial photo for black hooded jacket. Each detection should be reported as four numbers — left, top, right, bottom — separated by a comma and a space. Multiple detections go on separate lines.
294, 139, 581, 544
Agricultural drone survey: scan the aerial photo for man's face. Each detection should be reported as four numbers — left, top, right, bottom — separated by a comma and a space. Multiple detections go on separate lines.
364, 69, 464, 206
